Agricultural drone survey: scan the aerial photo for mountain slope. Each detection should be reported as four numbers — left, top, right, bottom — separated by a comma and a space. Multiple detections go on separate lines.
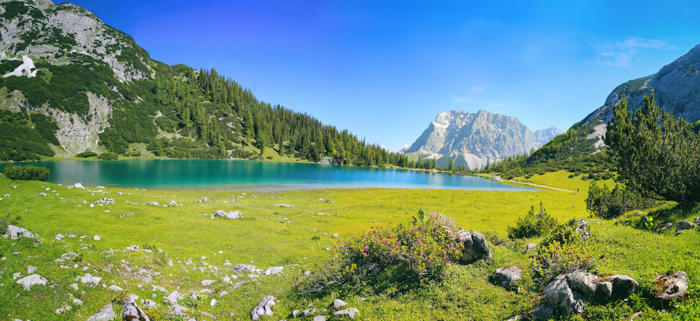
402, 110, 561, 169
0, 0, 408, 167
486, 44, 700, 178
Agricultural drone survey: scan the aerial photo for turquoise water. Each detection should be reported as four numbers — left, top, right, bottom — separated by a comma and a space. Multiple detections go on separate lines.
3, 160, 533, 191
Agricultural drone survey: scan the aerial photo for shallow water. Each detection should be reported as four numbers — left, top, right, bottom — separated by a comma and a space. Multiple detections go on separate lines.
3, 160, 534, 191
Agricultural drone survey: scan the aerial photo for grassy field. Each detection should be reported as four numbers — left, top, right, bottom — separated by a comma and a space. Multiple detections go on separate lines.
0, 171, 697, 320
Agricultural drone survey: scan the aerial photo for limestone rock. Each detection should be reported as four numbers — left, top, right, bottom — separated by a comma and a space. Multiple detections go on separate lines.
676, 220, 694, 231
4, 225, 36, 240
16, 274, 47, 290
263, 266, 284, 275
457, 230, 491, 263
77, 273, 102, 287
251, 296, 275, 320
87, 304, 115, 321
492, 266, 522, 289
333, 307, 360, 319
655, 271, 689, 300
122, 296, 150, 321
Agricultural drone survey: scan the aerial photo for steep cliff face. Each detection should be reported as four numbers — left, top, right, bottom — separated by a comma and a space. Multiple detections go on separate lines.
403, 110, 560, 169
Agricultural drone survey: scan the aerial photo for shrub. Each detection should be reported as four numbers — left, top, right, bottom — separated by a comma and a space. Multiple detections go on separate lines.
507, 202, 558, 239
586, 182, 655, 219
532, 218, 602, 285
97, 152, 119, 160
298, 210, 465, 295
531, 239, 601, 286
76, 151, 98, 158
3, 165, 49, 181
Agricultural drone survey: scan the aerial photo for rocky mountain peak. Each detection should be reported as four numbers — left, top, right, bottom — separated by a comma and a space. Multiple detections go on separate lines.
403, 110, 560, 169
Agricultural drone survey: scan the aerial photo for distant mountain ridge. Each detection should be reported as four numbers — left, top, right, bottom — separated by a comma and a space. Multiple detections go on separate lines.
402, 110, 561, 169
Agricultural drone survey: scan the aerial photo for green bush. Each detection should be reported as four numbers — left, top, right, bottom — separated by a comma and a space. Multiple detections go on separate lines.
3, 165, 50, 181
97, 152, 118, 160
507, 202, 558, 239
531, 218, 602, 285
76, 151, 98, 158
298, 210, 465, 295
531, 239, 601, 286
586, 182, 655, 219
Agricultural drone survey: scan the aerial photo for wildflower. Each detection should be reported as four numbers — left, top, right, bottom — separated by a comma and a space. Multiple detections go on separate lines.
362, 252, 367, 257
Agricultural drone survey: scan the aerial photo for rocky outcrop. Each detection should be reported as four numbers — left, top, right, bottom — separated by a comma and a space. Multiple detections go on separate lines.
34, 91, 112, 155
402, 110, 561, 169
532, 271, 638, 320
3, 225, 37, 240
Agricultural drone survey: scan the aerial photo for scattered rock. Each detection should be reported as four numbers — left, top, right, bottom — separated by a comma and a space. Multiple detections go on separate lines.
12, 272, 22, 280
169, 200, 178, 206
251, 296, 275, 320
492, 266, 522, 289
16, 274, 47, 290
571, 219, 590, 241
73, 183, 85, 189
148, 201, 159, 207
198, 197, 208, 203
165, 291, 181, 305
333, 307, 360, 319
676, 220, 694, 231
233, 264, 257, 272
201, 279, 216, 286
170, 304, 187, 315
141, 299, 157, 309
27, 266, 36, 274
210, 298, 217, 306
658, 222, 674, 231
77, 273, 102, 287
38, 192, 47, 197
275, 203, 292, 208
313, 316, 327, 321
122, 296, 150, 321
3, 225, 37, 240
264, 266, 284, 275
525, 243, 537, 253
93, 235, 101, 241
655, 271, 689, 300
331, 299, 348, 309
87, 304, 115, 321
55, 304, 72, 314
108, 285, 124, 291
55, 233, 65, 240
95, 198, 115, 205
694, 217, 700, 225
213, 210, 241, 219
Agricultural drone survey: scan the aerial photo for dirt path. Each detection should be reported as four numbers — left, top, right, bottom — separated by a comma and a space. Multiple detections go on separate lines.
491, 176, 574, 192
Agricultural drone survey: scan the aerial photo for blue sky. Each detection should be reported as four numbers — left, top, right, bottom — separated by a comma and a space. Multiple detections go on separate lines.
59, 0, 700, 151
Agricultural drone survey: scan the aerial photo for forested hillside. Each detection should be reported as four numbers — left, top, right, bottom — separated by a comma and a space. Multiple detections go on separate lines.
0, 0, 408, 167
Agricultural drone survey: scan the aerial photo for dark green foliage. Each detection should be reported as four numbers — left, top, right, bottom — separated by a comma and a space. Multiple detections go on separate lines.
605, 95, 700, 204
585, 182, 655, 219
3, 164, 49, 181
1, 1, 43, 20
29, 113, 59, 145
0, 60, 22, 74
539, 218, 588, 248
0, 213, 22, 236
0, 110, 55, 161
97, 152, 118, 160
507, 202, 558, 239
76, 151, 97, 158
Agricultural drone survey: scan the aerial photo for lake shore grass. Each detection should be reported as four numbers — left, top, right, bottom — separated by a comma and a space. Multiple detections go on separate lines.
0, 171, 697, 320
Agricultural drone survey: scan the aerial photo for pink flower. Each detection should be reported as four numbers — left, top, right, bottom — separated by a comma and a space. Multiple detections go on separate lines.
363, 245, 369, 250
362, 252, 367, 257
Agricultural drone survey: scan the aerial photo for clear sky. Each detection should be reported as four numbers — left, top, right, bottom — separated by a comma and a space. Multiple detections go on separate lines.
58, 0, 700, 151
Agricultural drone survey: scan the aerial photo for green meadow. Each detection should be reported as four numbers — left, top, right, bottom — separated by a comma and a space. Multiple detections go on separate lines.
0, 171, 697, 320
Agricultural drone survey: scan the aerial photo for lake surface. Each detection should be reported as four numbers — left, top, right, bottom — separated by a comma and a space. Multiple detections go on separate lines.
3, 160, 533, 191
